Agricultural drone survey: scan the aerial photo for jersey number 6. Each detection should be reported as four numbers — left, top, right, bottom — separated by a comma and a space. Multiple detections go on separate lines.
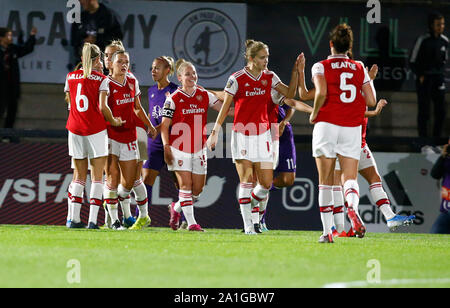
75, 83, 89, 112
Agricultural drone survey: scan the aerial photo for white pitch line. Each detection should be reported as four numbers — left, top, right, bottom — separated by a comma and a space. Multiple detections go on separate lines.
323, 278, 450, 288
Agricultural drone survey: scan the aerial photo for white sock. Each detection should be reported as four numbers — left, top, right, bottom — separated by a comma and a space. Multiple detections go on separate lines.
174, 201, 182, 213
192, 194, 200, 203
133, 179, 149, 218
343, 180, 360, 212
107, 203, 119, 222
67, 183, 73, 221
239, 183, 253, 232
251, 184, 269, 208
70, 181, 85, 223
104, 184, 119, 222
181, 203, 196, 226
332, 185, 345, 233
251, 208, 260, 225
178, 190, 196, 226
319, 185, 334, 236
118, 184, 132, 219
122, 196, 132, 218
369, 182, 396, 220
259, 194, 269, 212
258, 194, 269, 222
88, 181, 103, 225
88, 205, 100, 225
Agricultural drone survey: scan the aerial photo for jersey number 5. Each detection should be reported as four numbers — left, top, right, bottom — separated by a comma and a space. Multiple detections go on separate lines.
340, 73, 356, 103
76, 83, 89, 112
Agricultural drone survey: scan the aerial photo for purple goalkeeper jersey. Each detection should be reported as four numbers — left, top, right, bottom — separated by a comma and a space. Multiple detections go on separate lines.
278, 104, 293, 141
147, 82, 178, 146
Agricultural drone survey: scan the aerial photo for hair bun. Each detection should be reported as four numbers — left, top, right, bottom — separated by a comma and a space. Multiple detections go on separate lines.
245, 39, 256, 48
339, 28, 348, 36
175, 58, 186, 72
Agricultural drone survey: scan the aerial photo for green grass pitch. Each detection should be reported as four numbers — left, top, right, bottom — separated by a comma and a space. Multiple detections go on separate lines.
0, 225, 449, 288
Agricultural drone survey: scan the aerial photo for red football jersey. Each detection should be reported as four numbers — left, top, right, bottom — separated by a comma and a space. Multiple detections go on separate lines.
64, 69, 108, 136
104, 74, 141, 144
311, 55, 371, 127
163, 87, 218, 153
127, 71, 146, 130
224, 68, 281, 135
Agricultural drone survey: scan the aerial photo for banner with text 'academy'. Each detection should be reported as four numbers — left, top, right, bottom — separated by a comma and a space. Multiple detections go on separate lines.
0, 0, 247, 87
0, 142, 442, 234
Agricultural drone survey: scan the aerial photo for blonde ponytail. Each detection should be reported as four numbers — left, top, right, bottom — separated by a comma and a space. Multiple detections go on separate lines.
82, 43, 101, 78
175, 58, 194, 76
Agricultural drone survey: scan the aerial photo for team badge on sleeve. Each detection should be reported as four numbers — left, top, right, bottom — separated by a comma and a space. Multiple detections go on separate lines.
226, 79, 234, 89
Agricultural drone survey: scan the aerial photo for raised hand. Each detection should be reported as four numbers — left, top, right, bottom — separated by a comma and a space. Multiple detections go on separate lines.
367, 64, 378, 81
375, 99, 388, 115
298, 52, 306, 72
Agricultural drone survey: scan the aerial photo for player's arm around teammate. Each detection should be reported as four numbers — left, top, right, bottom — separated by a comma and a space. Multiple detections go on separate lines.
65, 43, 123, 229
102, 51, 152, 230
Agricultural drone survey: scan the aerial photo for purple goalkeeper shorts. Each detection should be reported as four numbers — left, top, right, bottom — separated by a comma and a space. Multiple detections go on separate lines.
275, 126, 296, 173
143, 141, 165, 171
